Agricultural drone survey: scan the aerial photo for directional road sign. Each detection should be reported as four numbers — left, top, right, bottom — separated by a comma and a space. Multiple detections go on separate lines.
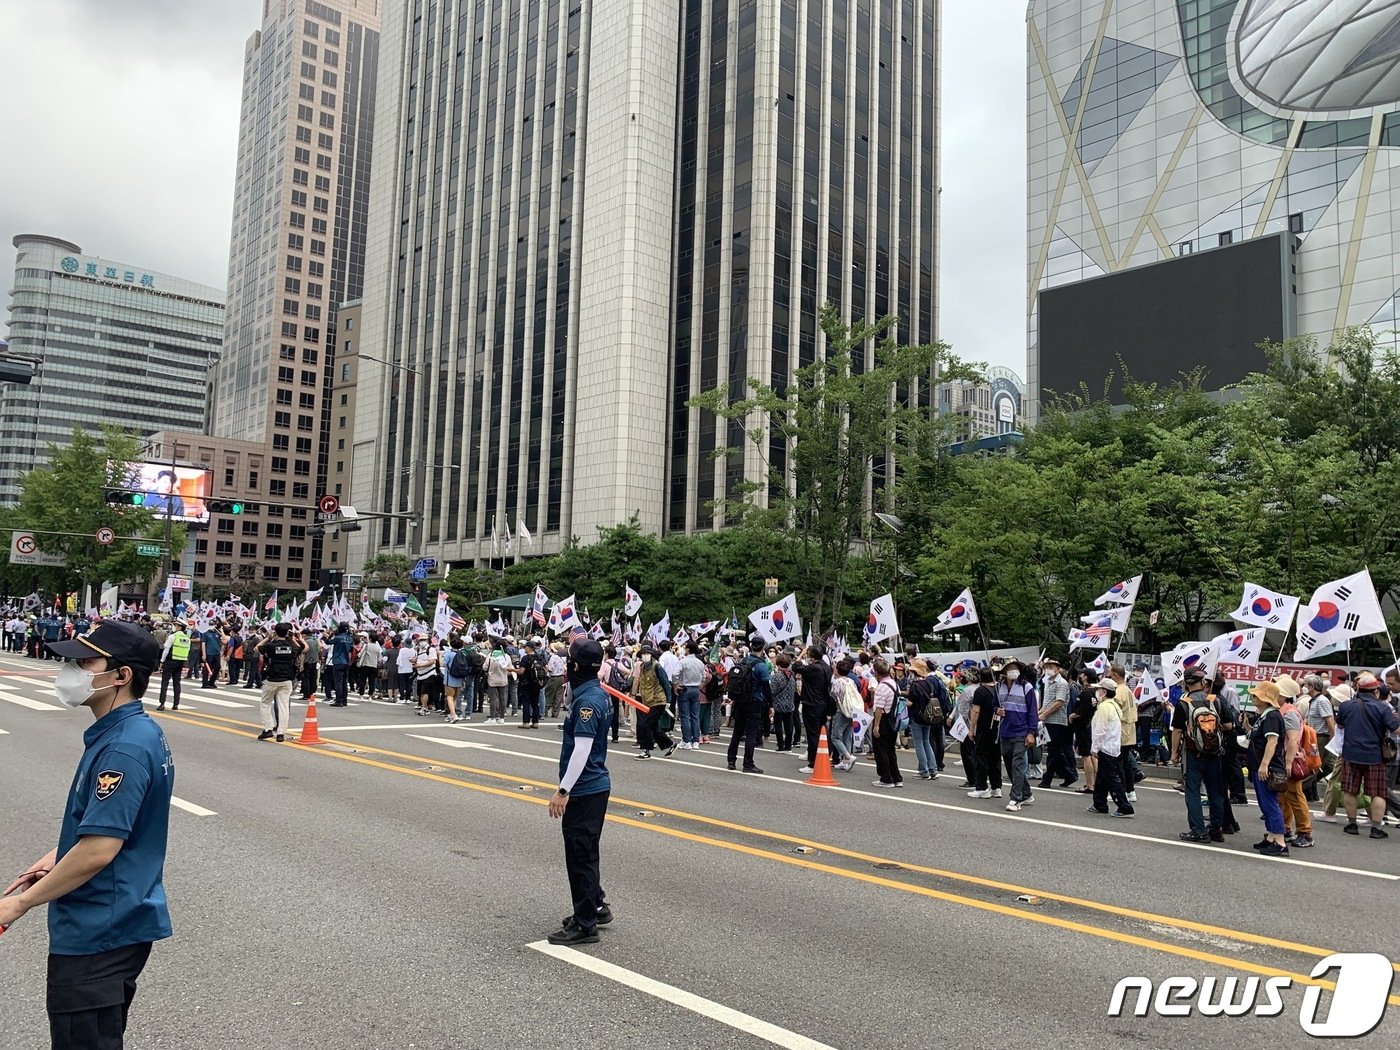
95, 527, 115, 546
318, 494, 340, 516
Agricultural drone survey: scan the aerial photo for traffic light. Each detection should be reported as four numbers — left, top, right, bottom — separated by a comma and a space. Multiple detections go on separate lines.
206, 500, 244, 514
104, 489, 144, 506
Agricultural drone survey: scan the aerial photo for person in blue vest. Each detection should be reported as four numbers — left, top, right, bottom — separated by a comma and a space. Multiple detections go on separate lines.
547, 638, 612, 945
328, 622, 354, 706
0, 619, 173, 1050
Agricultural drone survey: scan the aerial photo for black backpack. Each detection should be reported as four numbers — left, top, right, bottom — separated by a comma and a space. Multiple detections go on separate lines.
449, 647, 472, 680
520, 655, 543, 689
607, 658, 633, 693
728, 657, 756, 703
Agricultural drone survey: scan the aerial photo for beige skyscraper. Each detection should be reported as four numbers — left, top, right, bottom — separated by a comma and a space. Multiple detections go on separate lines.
209, 0, 381, 587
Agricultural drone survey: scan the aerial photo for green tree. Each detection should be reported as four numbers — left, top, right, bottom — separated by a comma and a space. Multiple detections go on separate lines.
360, 553, 414, 591
690, 304, 983, 633
0, 427, 177, 602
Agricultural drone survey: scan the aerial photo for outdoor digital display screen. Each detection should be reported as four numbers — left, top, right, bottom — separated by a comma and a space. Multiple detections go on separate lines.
1037, 232, 1294, 407
115, 462, 213, 524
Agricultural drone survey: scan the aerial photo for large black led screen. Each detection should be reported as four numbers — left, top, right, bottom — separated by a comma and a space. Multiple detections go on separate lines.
1038, 232, 1294, 406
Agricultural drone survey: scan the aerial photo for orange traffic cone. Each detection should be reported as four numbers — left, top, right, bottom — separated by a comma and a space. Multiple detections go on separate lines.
296, 694, 325, 746
805, 727, 839, 787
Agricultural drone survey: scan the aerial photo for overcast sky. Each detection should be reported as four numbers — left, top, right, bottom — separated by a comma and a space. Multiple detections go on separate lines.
0, 0, 1027, 376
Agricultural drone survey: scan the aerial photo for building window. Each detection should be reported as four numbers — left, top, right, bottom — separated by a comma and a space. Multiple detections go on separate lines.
1178, 241, 1193, 256
269, 479, 287, 497
340, 394, 348, 406
292, 482, 310, 500
274, 411, 291, 428
302, 348, 318, 364
277, 367, 294, 383
1289, 212, 1305, 234
242, 520, 259, 536
1218, 231, 1233, 247
216, 522, 234, 537
344, 316, 354, 331
266, 523, 283, 538
248, 470, 259, 488
294, 459, 311, 477
240, 542, 257, 558
295, 437, 313, 454
224, 468, 235, 487
301, 369, 317, 386
276, 389, 293, 405
272, 434, 290, 451
299, 392, 316, 409
287, 568, 304, 584
264, 545, 282, 560
289, 546, 306, 561
271, 457, 288, 474
341, 363, 351, 381
297, 415, 314, 432
215, 562, 232, 578
215, 540, 233, 555
263, 566, 280, 582
337, 439, 344, 450
279, 345, 296, 361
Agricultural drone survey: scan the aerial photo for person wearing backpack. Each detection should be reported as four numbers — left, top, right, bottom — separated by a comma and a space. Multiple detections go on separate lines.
517, 639, 548, 729
906, 659, 945, 780
631, 644, 677, 760
1170, 667, 1230, 843
996, 659, 1039, 811
793, 645, 834, 773
724, 636, 769, 773
829, 657, 860, 770
868, 656, 904, 788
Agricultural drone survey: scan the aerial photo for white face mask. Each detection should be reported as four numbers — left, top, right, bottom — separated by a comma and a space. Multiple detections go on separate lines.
55, 662, 99, 708
1005, 669, 1020, 681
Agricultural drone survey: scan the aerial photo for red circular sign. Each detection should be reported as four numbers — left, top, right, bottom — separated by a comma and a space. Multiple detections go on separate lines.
95, 527, 115, 546
15, 534, 36, 554
318, 494, 340, 515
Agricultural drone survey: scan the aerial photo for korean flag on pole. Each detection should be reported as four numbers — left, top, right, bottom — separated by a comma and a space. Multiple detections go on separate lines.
864, 594, 899, 645
1162, 640, 1215, 685
624, 583, 643, 618
552, 594, 581, 634
931, 589, 979, 633
1094, 575, 1141, 607
1229, 583, 1299, 631
1086, 653, 1109, 676
748, 593, 802, 644
1080, 606, 1132, 632
1210, 627, 1267, 668
1293, 569, 1387, 662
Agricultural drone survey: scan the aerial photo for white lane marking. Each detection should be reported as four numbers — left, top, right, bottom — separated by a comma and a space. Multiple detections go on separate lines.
406, 734, 496, 750
170, 796, 217, 817
320, 723, 442, 732
0, 727, 9, 734
143, 699, 197, 712
182, 694, 251, 709
527, 941, 837, 1050
0, 690, 63, 711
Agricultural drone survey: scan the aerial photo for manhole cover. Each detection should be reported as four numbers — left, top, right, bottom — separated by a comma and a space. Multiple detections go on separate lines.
873, 862, 903, 871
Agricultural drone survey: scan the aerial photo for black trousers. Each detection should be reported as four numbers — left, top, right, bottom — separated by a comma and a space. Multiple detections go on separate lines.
873, 722, 902, 784
157, 662, 182, 707
637, 705, 673, 753
802, 706, 825, 766
300, 662, 318, 700
562, 790, 609, 931
772, 710, 795, 750
726, 700, 761, 768
1092, 750, 1133, 814
1043, 723, 1077, 782
226, 657, 242, 685
974, 735, 1003, 790
202, 654, 221, 687
48, 941, 152, 1050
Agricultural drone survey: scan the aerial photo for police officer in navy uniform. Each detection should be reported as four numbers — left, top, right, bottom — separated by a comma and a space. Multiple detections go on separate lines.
547, 638, 612, 945
0, 620, 173, 1050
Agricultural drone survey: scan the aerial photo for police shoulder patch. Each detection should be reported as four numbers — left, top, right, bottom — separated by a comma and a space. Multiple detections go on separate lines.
579, 706, 593, 722
94, 769, 124, 801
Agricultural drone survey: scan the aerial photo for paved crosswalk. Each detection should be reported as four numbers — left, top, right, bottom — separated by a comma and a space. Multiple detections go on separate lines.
0, 681, 62, 711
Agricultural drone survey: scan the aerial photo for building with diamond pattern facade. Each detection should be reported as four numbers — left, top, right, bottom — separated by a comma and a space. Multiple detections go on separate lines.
1028, 0, 1400, 421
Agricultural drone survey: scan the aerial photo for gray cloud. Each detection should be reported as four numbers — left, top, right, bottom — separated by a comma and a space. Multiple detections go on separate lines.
1, 0, 1029, 380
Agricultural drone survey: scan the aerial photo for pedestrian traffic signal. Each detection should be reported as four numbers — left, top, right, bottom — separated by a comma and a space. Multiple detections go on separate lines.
206, 500, 244, 515
103, 489, 145, 506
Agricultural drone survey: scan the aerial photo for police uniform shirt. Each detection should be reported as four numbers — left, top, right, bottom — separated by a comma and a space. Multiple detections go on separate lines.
51, 701, 174, 956
560, 678, 611, 797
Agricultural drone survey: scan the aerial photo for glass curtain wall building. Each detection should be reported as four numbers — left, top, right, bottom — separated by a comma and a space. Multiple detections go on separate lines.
0, 235, 224, 502
1029, 0, 1400, 421
213, 0, 380, 579
351, 0, 941, 568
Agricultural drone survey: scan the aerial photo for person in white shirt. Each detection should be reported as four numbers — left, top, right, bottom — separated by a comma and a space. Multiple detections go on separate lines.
395, 641, 415, 704
546, 643, 568, 717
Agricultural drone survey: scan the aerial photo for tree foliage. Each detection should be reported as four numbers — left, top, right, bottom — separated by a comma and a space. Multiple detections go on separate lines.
0, 427, 179, 600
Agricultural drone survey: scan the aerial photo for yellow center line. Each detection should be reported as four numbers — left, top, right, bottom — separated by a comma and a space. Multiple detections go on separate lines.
157, 707, 1400, 995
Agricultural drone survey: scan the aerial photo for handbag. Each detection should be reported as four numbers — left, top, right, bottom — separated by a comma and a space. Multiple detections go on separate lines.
1266, 768, 1289, 793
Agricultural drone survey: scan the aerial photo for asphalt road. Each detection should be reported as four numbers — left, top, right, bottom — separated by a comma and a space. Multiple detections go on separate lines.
2, 653, 1398, 1049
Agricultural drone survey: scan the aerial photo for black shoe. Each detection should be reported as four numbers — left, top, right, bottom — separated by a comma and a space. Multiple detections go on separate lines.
1038, 778, 1053, 789
1260, 842, 1290, 857
1344, 822, 1360, 835
1372, 826, 1389, 839
157, 703, 165, 711
742, 766, 764, 774
276, 734, 285, 742
1133, 772, 1145, 784
1178, 831, 1209, 842
727, 762, 737, 771
1208, 830, 1225, 843
664, 744, 679, 757
547, 923, 599, 946
1059, 778, 1078, 788
1223, 822, 1241, 834
257, 730, 274, 740
1230, 795, 1248, 805
561, 905, 612, 927
1253, 838, 1270, 850
171, 704, 179, 711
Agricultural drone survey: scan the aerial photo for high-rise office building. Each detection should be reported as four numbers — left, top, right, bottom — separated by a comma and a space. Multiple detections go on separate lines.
1028, 0, 1400, 421
0, 235, 224, 502
349, 0, 941, 571
213, 0, 380, 582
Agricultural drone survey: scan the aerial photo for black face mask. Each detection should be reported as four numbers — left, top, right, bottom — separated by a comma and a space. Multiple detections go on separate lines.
568, 659, 601, 689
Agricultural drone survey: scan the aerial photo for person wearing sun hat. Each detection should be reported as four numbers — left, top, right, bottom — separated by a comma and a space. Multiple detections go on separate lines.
1334, 672, 1400, 838
1246, 681, 1291, 856
0, 620, 173, 1047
